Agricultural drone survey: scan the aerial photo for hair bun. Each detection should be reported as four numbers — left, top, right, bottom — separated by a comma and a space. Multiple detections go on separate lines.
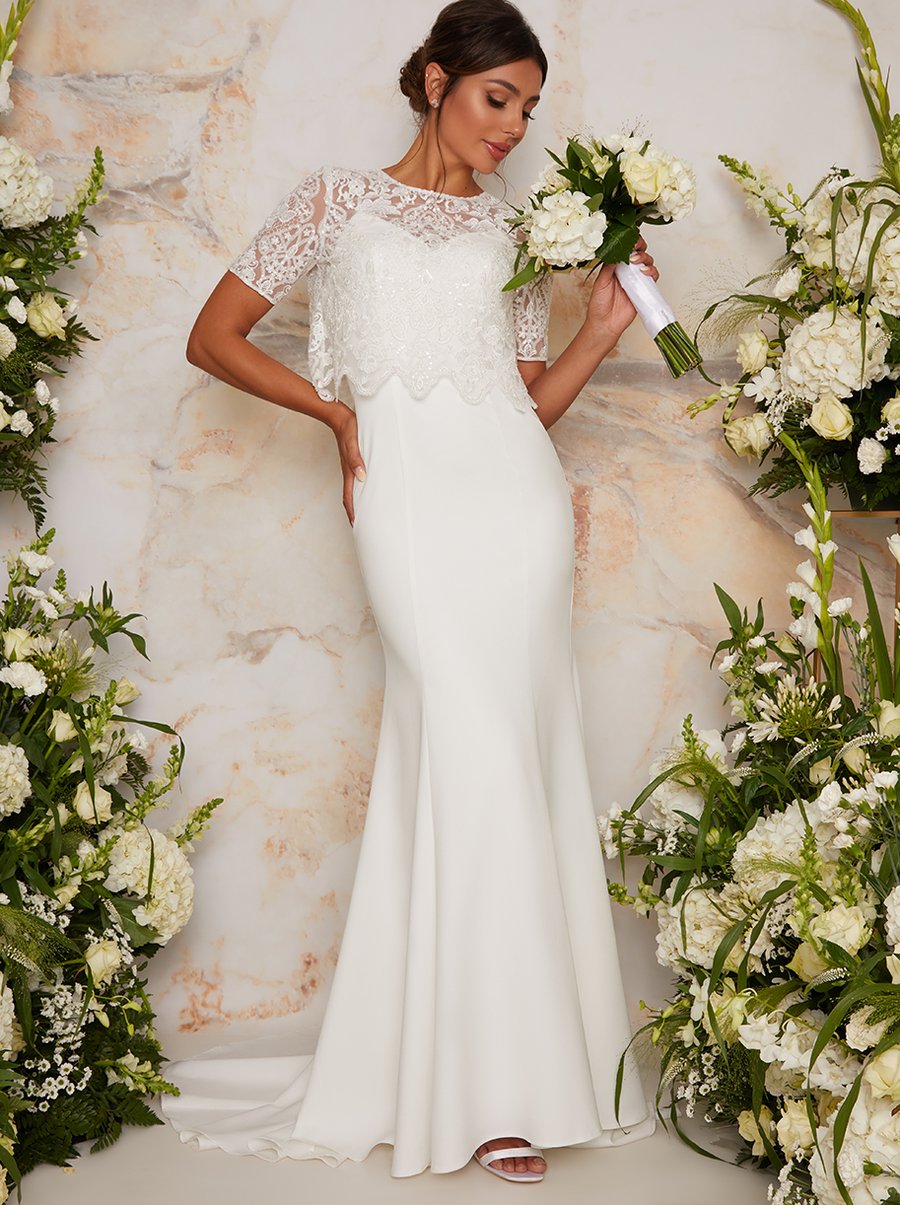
398, 43, 429, 114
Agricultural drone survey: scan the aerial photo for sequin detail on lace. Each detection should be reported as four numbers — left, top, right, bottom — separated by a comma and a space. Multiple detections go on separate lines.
228, 165, 551, 411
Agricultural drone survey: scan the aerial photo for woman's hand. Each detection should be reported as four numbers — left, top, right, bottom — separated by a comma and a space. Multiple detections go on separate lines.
583, 235, 659, 345
329, 402, 367, 527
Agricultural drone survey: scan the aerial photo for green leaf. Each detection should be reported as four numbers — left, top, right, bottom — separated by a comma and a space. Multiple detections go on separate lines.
713, 583, 743, 636
501, 260, 540, 292
858, 554, 893, 700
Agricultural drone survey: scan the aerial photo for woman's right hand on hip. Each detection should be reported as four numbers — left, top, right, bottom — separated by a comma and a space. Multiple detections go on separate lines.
329, 402, 367, 527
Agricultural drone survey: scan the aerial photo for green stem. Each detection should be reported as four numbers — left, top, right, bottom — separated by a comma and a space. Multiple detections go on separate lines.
654, 323, 703, 379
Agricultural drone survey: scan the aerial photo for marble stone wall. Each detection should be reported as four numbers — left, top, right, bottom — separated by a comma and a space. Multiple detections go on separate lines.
5, 0, 899, 1062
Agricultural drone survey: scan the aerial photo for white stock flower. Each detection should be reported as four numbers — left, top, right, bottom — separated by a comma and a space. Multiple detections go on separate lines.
17, 549, 52, 576
885, 886, 900, 948
0, 743, 30, 818
781, 307, 890, 403
858, 436, 889, 474
736, 329, 770, 374
525, 190, 608, 268
0, 136, 54, 228
0, 662, 46, 695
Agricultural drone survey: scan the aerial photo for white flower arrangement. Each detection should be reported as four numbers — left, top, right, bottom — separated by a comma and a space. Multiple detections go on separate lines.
691, 1, 900, 510
603, 438, 900, 1205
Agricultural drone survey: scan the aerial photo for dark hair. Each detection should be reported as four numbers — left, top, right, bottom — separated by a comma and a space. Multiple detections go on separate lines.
398, 0, 548, 118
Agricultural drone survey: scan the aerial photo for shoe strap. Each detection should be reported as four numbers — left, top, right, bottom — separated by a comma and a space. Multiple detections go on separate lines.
479, 1145, 543, 1164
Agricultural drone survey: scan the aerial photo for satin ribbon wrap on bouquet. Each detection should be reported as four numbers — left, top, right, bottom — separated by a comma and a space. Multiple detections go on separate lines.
502, 131, 703, 378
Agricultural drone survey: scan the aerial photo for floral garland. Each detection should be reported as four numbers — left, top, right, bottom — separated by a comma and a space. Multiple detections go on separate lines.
691, 0, 900, 510
602, 436, 900, 1205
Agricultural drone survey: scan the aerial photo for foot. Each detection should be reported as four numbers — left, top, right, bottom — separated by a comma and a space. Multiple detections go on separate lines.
475, 1136, 547, 1177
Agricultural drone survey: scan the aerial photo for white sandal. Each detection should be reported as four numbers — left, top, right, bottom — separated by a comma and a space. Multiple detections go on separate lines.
475, 1142, 546, 1182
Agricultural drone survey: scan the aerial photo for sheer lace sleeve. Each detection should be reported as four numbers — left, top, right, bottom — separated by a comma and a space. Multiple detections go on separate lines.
512, 270, 552, 362
228, 167, 329, 304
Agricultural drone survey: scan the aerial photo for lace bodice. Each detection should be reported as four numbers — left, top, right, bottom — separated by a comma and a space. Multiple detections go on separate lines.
228, 165, 551, 412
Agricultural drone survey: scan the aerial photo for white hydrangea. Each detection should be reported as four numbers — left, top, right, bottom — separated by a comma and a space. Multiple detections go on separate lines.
809, 1083, 900, 1205
779, 306, 890, 401
0, 743, 30, 818
0, 662, 46, 696
731, 798, 839, 898
794, 174, 857, 269
100, 825, 193, 944
835, 189, 900, 316
655, 884, 733, 971
0, 136, 53, 229
859, 435, 889, 474
525, 190, 608, 268
530, 164, 568, 196
653, 155, 696, 222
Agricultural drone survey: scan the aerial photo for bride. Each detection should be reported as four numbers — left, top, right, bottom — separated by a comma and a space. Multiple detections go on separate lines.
161, 0, 660, 1183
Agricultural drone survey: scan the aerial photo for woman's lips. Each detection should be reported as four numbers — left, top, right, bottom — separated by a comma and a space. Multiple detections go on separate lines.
484, 141, 510, 161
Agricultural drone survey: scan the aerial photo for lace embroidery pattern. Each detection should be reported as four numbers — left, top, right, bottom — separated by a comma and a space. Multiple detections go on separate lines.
228, 165, 551, 411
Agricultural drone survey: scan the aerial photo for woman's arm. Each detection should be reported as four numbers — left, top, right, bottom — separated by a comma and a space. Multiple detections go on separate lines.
186, 270, 366, 525
520, 237, 659, 430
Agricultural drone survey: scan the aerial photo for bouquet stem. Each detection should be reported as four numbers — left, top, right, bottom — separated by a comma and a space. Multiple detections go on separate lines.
613, 261, 702, 379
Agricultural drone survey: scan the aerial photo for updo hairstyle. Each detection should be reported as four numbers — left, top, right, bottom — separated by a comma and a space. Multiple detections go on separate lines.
398, 0, 548, 120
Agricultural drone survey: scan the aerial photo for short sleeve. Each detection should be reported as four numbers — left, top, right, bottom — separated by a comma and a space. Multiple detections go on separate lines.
512, 271, 552, 361
228, 167, 329, 305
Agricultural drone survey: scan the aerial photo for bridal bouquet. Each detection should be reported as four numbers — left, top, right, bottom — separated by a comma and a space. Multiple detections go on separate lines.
601, 435, 900, 1205
502, 129, 702, 378
0, 0, 105, 528
691, 0, 900, 509
0, 528, 222, 1193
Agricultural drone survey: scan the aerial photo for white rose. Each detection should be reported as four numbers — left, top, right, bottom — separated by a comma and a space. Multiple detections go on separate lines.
25, 293, 66, 340
724, 412, 773, 458
2, 628, 32, 660
773, 265, 802, 300
809, 757, 833, 784
787, 940, 829, 981
863, 1047, 900, 1101
5, 296, 25, 323
876, 700, 900, 738
72, 780, 113, 824
809, 903, 870, 955
775, 1098, 815, 1155
619, 145, 672, 205
883, 396, 900, 425
49, 709, 77, 743
0, 322, 15, 360
808, 395, 854, 440
736, 330, 770, 374
85, 939, 122, 987
737, 1105, 775, 1156
858, 436, 888, 474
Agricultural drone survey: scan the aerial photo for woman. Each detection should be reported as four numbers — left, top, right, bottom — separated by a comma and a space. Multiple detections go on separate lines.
159, 0, 659, 1183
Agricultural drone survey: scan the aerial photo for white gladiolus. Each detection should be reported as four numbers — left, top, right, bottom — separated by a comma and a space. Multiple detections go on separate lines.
794, 526, 818, 553
888, 533, 900, 566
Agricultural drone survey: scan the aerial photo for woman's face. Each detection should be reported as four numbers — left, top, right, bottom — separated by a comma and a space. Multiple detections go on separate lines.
428, 57, 543, 175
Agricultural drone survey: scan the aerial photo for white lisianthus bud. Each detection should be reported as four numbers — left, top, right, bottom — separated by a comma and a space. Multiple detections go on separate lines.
808, 395, 854, 440
72, 780, 113, 824
736, 329, 769, 374
724, 412, 773, 458
113, 678, 140, 705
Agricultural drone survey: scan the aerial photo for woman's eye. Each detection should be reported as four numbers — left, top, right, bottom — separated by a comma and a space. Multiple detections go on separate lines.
487, 95, 536, 122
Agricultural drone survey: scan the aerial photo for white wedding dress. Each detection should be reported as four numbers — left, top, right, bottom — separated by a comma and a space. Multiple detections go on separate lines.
158, 165, 656, 1177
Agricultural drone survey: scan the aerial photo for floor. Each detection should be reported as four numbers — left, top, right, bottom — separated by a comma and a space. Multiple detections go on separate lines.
19, 1107, 776, 1204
